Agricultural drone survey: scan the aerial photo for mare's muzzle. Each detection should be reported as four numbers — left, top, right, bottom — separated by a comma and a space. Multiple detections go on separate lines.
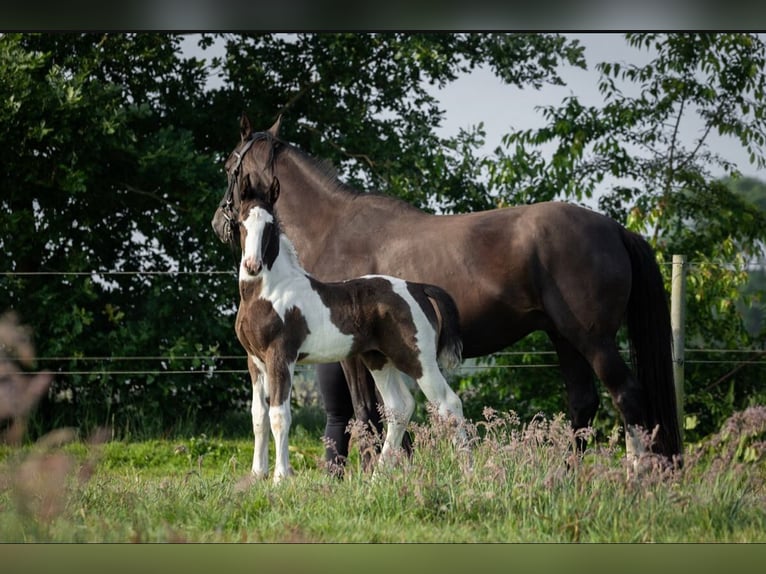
212, 205, 239, 245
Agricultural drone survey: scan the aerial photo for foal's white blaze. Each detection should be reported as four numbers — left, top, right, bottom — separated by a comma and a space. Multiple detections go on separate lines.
239, 205, 273, 283
241, 206, 355, 362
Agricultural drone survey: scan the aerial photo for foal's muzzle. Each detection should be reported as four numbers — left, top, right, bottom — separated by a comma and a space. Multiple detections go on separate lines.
243, 256, 263, 276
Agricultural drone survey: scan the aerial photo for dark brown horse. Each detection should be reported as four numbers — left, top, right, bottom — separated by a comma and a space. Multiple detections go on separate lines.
212, 115, 682, 464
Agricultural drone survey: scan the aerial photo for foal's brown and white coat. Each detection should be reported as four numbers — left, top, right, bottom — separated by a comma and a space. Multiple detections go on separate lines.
234, 176, 465, 482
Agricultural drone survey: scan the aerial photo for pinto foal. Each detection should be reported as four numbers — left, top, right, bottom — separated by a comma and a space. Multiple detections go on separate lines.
234, 176, 466, 482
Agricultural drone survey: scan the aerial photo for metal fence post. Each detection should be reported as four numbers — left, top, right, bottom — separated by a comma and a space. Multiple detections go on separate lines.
671, 254, 686, 442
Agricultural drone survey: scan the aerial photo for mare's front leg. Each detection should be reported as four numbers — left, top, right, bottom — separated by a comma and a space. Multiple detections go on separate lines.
247, 356, 270, 479
268, 356, 296, 483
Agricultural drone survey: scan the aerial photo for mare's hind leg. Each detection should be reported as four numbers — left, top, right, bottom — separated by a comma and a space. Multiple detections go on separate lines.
360, 357, 415, 467
582, 339, 650, 465
549, 333, 599, 452
247, 356, 270, 479
316, 362, 353, 471
341, 358, 384, 470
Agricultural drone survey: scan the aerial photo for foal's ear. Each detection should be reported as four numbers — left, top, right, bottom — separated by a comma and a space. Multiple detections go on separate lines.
267, 114, 282, 138
269, 177, 280, 204
239, 173, 254, 201
240, 113, 252, 142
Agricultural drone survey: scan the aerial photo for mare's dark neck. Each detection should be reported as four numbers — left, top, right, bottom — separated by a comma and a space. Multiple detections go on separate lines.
273, 151, 353, 256
272, 146, 429, 280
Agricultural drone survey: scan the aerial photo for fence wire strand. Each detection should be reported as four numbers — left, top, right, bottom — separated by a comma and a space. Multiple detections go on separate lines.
4, 266, 764, 377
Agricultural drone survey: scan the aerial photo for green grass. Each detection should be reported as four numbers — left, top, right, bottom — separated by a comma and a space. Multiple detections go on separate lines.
1, 407, 764, 542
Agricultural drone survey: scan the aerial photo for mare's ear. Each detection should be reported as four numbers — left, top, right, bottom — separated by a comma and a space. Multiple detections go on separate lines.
269, 177, 280, 205
240, 113, 252, 142
267, 114, 282, 138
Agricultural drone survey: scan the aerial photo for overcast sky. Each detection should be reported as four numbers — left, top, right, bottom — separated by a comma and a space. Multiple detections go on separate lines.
433, 33, 764, 182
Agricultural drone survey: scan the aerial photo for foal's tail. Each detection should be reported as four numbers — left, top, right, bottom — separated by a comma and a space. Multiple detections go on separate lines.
423, 285, 463, 371
621, 228, 683, 460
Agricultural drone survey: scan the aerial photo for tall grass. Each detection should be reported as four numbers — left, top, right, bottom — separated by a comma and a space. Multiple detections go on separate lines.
3, 309, 763, 542
1, 403, 764, 542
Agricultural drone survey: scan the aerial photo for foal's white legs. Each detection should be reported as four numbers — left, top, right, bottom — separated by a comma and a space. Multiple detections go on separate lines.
270, 388, 293, 483
368, 358, 469, 468
416, 360, 470, 456
416, 359, 464, 422
367, 363, 415, 466
248, 355, 294, 483
248, 357, 270, 479
269, 361, 295, 483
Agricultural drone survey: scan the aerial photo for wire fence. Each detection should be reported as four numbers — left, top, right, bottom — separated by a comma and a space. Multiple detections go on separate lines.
16, 348, 766, 378
3, 266, 765, 378
3, 260, 759, 276
3, 270, 236, 276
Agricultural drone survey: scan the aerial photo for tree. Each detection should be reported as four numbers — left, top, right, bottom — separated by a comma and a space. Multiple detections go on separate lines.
0, 32, 586, 436
486, 33, 766, 439
210, 33, 585, 212
0, 33, 242, 434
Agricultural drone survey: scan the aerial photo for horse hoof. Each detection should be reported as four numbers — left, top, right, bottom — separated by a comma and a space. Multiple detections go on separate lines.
251, 469, 269, 480
272, 467, 295, 484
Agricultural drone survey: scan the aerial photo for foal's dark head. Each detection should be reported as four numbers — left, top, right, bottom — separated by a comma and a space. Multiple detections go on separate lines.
238, 172, 282, 278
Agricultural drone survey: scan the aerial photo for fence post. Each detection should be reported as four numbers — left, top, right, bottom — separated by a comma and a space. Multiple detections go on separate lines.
670, 254, 686, 442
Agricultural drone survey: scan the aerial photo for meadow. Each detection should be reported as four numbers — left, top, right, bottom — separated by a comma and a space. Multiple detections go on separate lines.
1, 405, 764, 543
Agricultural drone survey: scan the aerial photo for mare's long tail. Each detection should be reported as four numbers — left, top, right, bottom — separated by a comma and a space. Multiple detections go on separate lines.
621, 228, 683, 459
423, 285, 463, 371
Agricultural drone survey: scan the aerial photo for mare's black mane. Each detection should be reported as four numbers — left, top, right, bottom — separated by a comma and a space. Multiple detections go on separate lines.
259, 130, 425, 216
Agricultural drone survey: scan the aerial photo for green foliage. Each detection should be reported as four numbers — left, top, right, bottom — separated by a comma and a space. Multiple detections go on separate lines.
218, 33, 584, 213
456, 331, 566, 423
727, 176, 766, 338
0, 33, 245, 435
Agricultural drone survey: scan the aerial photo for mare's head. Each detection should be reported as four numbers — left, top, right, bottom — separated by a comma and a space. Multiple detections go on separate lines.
237, 167, 282, 279
212, 114, 283, 247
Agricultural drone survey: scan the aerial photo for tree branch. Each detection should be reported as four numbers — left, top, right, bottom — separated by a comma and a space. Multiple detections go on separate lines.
665, 96, 685, 196
120, 183, 188, 212
301, 123, 378, 172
